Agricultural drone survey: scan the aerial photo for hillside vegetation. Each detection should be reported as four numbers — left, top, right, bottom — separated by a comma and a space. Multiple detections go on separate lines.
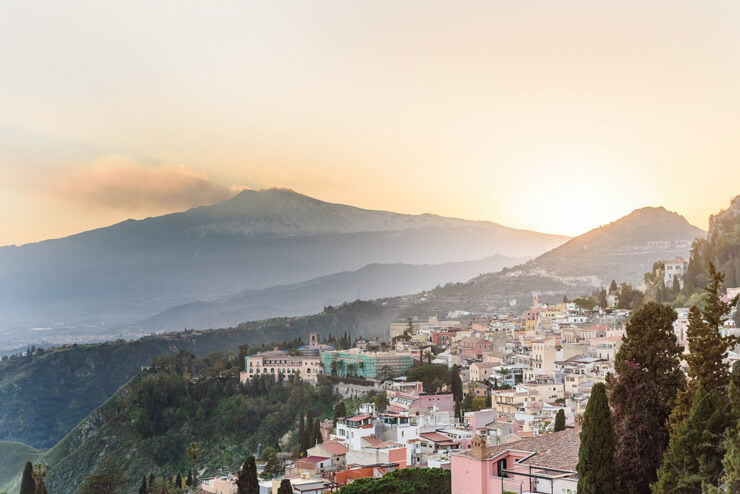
39, 350, 334, 493
0, 301, 397, 449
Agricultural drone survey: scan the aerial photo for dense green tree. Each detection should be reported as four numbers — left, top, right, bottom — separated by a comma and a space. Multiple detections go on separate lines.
553, 409, 566, 432
406, 364, 450, 392
337, 467, 450, 494
608, 302, 685, 494
263, 450, 283, 477
373, 390, 388, 411
669, 264, 738, 432
653, 382, 731, 493
577, 383, 617, 494
609, 280, 618, 293
236, 457, 258, 494
334, 401, 346, 421
175, 472, 182, 488
655, 362, 740, 493
277, 479, 293, 494
20, 462, 34, 494
597, 287, 607, 308
303, 410, 314, 453
450, 365, 463, 402
186, 470, 192, 487
139, 475, 148, 494
80, 464, 127, 494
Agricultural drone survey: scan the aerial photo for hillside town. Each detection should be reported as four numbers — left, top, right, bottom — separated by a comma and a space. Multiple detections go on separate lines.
200, 256, 740, 494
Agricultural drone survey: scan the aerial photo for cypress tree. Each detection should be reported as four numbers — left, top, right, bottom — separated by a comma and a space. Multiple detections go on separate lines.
298, 411, 306, 456
313, 418, 322, 446
553, 409, 566, 432
20, 462, 34, 494
139, 475, 148, 494
577, 383, 617, 494
451, 365, 463, 403
608, 302, 684, 493
236, 456, 259, 494
304, 410, 314, 451
175, 472, 182, 488
277, 479, 293, 494
186, 469, 193, 487
333, 401, 346, 422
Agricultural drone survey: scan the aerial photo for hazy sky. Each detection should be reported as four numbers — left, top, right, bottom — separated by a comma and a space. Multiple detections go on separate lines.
2, 1, 740, 245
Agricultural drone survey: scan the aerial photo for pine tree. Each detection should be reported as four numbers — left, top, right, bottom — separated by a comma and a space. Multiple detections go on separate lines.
277, 479, 293, 494
553, 409, 566, 432
608, 302, 684, 494
577, 383, 617, 494
655, 363, 740, 493
668, 264, 737, 432
20, 462, 34, 494
236, 456, 259, 494
139, 475, 148, 494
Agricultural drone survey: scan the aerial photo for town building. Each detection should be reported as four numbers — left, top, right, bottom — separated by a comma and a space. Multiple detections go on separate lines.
241, 349, 322, 383
321, 349, 414, 379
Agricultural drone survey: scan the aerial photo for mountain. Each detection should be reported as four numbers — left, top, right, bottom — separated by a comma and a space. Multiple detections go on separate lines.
0, 188, 568, 346
531, 206, 704, 284
141, 254, 529, 331
425, 206, 706, 311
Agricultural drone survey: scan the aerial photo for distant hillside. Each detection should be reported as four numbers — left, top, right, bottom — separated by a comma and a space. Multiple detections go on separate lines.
0, 188, 567, 346
0, 301, 402, 450
0, 441, 42, 494
141, 254, 529, 331
425, 206, 706, 310
532, 206, 704, 284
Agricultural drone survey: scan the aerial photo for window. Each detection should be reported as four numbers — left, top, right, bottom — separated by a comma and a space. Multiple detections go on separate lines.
497, 458, 507, 477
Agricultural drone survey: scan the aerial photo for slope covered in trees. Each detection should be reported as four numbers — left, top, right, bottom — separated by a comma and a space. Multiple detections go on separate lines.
39, 351, 334, 493
0, 300, 396, 449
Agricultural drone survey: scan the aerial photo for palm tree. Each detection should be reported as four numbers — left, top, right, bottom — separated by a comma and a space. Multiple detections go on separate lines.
32, 464, 48, 494
186, 442, 200, 486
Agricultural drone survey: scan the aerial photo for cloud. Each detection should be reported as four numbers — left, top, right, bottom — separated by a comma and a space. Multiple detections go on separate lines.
50, 156, 240, 211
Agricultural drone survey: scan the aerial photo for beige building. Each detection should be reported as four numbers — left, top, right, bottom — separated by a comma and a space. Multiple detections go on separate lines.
531, 338, 557, 374
470, 361, 500, 382
521, 382, 564, 403
241, 348, 322, 383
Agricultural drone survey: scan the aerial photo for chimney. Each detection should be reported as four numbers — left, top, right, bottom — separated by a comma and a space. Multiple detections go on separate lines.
470, 434, 487, 459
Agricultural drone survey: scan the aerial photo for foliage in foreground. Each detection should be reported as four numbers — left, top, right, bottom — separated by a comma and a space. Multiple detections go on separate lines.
338, 467, 451, 494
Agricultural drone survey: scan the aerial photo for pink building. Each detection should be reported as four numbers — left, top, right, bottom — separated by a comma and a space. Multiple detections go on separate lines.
460, 337, 493, 360
451, 429, 580, 494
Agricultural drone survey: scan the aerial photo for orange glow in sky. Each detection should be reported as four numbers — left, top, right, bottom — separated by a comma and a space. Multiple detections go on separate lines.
2, 1, 740, 245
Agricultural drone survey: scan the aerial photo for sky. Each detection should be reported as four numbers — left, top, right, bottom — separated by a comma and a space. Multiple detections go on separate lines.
2, 0, 740, 246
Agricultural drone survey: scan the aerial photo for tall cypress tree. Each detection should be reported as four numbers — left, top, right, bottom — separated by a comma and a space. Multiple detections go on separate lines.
553, 409, 566, 432
20, 462, 34, 494
236, 456, 259, 494
608, 302, 684, 494
298, 411, 306, 456
304, 410, 314, 452
577, 383, 617, 494
139, 475, 148, 494
312, 418, 322, 446
451, 365, 463, 403
277, 479, 293, 494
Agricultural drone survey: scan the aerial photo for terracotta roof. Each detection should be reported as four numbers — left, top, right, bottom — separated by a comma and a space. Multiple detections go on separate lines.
460, 428, 580, 472
316, 440, 348, 456
298, 456, 330, 463
362, 436, 383, 446
420, 432, 456, 443
346, 414, 372, 422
